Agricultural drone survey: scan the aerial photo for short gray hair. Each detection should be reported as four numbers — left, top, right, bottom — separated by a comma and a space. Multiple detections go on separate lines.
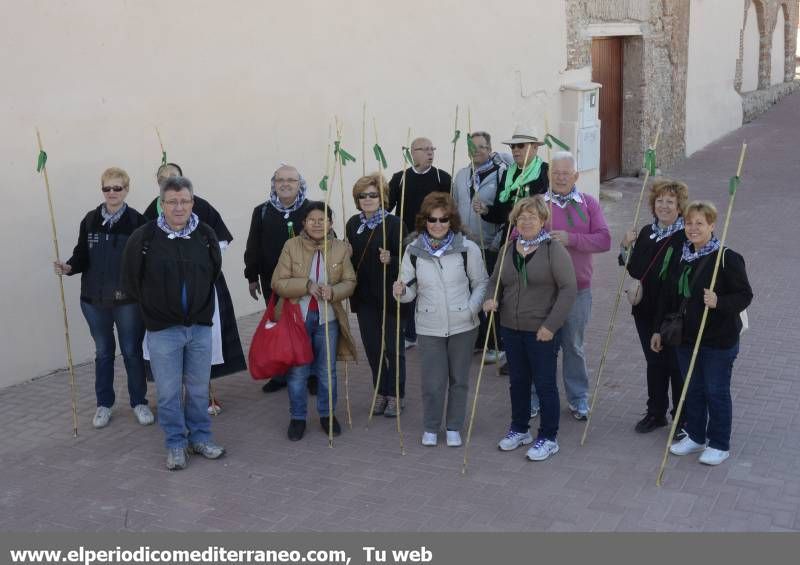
551, 150, 576, 171
470, 131, 491, 148
160, 176, 194, 200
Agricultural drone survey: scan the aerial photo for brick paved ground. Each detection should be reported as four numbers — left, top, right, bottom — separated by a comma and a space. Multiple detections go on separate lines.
2, 94, 799, 532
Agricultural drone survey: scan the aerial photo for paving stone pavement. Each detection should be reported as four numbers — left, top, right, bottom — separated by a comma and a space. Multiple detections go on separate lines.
2, 94, 799, 532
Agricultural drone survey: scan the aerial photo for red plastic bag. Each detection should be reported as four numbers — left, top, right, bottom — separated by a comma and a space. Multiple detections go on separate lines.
248, 293, 313, 380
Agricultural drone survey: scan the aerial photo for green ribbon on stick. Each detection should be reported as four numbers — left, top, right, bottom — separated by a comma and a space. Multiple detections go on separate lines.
643, 148, 657, 176
319, 175, 329, 192
451, 129, 461, 144
544, 133, 570, 151
161, 151, 167, 166
373, 144, 388, 169
36, 150, 47, 172
334, 141, 356, 166
402, 146, 413, 166
728, 175, 741, 196
466, 135, 477, 157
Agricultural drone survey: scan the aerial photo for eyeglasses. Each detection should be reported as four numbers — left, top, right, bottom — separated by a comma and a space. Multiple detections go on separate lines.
510, 143, 531, 150
275, 177, 300, 184
412, 146, 436, 153
357, 192, 380, 200
101, 186, 126, 193
427, 216, 450, 224
163, 199, 193, 207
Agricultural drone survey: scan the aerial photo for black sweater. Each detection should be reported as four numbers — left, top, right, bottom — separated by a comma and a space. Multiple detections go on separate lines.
655, 247, 753, 349
121, 222, 222, 331
66, 205, 147, 305
244, 200, 312, 288
626, 226, 687, 325
388, 167, 451, 233
345, 213, 412, 319
482, 162, 549, 225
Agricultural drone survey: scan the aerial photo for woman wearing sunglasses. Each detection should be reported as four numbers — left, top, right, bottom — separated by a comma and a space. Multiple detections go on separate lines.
346, 174, 411, 417
53, 167, 152, 429
393, 193, 488, 447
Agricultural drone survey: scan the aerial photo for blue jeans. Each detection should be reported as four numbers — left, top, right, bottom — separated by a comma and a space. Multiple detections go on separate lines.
286, 310, 339, 419
147, 325, 213, 449
503, 326, 560, 440
80, 300, 147, 408
531, 288, 592, 409
676, 342, 739, 451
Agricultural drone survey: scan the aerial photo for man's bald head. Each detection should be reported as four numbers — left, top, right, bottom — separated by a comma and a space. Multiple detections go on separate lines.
410, 137, 436, 169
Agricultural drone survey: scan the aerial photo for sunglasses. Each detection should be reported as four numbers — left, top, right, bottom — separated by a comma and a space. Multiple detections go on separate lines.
101, 186, 126, 193
357, 192, 380, 200
427, 216, 450, 224
510, 143, 531, 150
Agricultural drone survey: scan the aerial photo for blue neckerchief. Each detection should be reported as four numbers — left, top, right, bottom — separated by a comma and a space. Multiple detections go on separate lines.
356, 208, 387, 235
421, 231, 455, 258
681, 235, 720, 263
157, 212, 199, 239
517, 229, 551, 250
650, 216, 684, 242
546, 186, 583, 208
471, 155, 498, 192
100, 203, 127, 227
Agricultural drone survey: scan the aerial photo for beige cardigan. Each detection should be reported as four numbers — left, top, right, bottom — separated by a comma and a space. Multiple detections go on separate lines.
271, 233, 357, 361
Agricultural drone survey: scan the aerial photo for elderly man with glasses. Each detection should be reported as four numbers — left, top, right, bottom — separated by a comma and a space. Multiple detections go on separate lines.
122, 176, 225, 470
388, 137, 451, 348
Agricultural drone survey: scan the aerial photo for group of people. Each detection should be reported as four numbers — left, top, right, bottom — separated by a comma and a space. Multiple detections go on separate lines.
53, 125, 752, 471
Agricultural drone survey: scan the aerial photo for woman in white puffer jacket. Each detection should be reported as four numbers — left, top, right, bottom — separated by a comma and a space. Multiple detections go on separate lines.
393, 193, 488, 448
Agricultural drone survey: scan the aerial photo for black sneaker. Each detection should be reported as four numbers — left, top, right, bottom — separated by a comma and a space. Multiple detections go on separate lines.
320, 415, 341, 436
673, 424, 688, 441
307, 375, 318, 396
262, 379, 287, 393
287, 419, 306, 441
634, 414, 668, 434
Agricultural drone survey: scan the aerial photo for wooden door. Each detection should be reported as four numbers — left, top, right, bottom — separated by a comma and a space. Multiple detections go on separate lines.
591, 37, 623, 181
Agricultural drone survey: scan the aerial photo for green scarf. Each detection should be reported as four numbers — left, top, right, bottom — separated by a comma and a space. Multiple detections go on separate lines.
498, 156, 543, 203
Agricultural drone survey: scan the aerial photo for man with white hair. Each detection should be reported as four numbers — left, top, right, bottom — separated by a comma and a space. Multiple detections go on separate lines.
531, 151, 610, 420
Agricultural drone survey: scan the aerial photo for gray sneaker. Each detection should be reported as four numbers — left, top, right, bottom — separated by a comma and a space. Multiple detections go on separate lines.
384, 396, 401, 418
191, 442, 226, 460
92, 406, 112, 429
166, 447, 187, 471
133, 404, 154, 426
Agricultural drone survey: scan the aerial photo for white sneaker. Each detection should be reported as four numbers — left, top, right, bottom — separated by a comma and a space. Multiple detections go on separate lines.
421, 432, 437, 446
484, 350, 506, 364
446, 430, 462, 447
404, 339, 417, 350
498, 429, 533, 451
526, 438, 559, 461
669, 436, 706, 456
92, 406, 112, 429
133, 404, 154, 426
699, 447, 730, 466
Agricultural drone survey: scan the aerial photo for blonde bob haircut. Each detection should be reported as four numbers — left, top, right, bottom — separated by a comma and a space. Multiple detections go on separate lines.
101, 167, 130, 188
509, 195, 550, 226
352, 173, 388, 210
685, 200, 718, 225
649, 179, 689, 217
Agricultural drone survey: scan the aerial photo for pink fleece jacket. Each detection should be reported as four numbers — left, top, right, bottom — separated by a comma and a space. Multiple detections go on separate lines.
548, 191, 611, 290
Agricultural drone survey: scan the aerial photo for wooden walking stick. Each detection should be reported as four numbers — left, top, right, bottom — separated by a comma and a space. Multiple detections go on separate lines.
580, 120, 662, 446
391, 128, 413, 456
462, 144, 532, 474
36, 129, 79, 437
449, 105, 459, 196
656, 142, 747, 486
367, 118, 391, 425
361, 103, 367, 177
334, 117, 356, 429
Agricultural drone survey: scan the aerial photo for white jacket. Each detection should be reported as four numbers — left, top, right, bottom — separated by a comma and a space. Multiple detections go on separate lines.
398, 233, 488, 338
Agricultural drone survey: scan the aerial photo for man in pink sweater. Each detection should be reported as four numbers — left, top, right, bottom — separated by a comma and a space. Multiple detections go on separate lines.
530, 151, 611, 420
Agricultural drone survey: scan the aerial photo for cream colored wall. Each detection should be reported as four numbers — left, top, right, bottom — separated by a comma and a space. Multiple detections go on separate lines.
685, 0, 744, 156
771, 8, 786, 84
742, 3, 761, 92
0, 0, 589, 388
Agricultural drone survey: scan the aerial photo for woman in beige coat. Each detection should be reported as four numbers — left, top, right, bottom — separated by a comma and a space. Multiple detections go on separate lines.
272, 201, 357, 441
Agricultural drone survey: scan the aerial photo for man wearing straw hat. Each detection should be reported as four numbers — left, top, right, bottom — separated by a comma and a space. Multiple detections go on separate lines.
388, 136, 451, 349
535, 151, 611, 421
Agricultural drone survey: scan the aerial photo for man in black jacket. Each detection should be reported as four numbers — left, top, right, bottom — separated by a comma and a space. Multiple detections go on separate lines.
122, 176, 225, 471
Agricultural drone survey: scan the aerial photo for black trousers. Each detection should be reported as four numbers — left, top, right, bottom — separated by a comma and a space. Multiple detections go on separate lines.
356, 305, 406, 398
634, 313, 684, 419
